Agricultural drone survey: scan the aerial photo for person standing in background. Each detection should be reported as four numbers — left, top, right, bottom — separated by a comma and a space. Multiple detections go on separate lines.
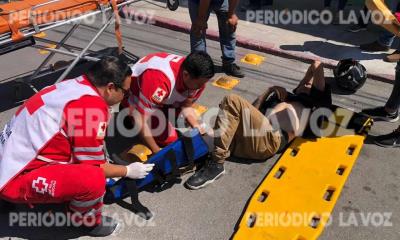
356, 0, 400, 62
324, 0, 349, 25
362, 60, 400, 147
189, 0, 245, 78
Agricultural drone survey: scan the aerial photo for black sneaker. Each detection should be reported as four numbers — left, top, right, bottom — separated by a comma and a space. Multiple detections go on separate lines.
374, 127, 400, 148
185, 162, 225, 190
361, 107, 399, 122
80, 216, 120, 237
222, 63, 245, 78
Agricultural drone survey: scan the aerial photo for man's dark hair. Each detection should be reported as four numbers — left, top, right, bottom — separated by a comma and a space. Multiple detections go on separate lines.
87, 56, 132, 87
182, 51, 215, 79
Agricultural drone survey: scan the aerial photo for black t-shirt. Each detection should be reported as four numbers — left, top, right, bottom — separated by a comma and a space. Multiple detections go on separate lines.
288, 84, 332, 109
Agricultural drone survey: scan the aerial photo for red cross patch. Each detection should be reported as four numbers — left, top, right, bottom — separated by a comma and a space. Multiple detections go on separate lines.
97, 122, 107, 139
32, 177, 49, 194
151, 87, 167, 103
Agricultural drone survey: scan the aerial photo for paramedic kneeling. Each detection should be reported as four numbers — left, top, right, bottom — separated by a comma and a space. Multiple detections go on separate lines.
0, 57, 154, 236
121, 51, 215, 153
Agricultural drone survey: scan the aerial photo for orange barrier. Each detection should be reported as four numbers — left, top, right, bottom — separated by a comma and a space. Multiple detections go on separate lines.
0, 0, 111, 41
0, 0, 134, 90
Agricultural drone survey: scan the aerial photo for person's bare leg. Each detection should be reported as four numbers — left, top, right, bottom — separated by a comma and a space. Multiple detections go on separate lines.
310, 61, 326, 92
301, 64, 314, 86
295, 62, 315, 94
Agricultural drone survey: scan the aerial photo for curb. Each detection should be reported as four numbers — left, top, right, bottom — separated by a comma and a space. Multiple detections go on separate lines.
124, 9, 395, 84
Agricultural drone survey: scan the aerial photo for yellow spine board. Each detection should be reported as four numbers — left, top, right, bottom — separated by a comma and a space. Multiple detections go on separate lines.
233, 134, 365, 240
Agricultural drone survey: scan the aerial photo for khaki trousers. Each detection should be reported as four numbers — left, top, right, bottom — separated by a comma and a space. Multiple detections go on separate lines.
212, 94, 282, 164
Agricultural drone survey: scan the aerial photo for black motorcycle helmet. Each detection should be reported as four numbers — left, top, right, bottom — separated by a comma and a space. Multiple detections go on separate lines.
334, 59, 367, 92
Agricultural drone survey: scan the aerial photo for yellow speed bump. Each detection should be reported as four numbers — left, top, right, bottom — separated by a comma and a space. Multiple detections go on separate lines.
233, 132, 365, 240
241, 53, 265, 66
39, 44, 57, 55
33, 32, 47, 38
212, 76, 239, 90
192, 103, 208, 117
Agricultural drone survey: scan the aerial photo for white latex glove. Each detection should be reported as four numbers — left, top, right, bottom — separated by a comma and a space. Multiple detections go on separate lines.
125, 162, 155, 179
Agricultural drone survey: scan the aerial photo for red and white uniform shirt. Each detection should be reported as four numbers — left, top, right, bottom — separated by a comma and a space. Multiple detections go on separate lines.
125, 52, 205, 115
0, 75, 109, 191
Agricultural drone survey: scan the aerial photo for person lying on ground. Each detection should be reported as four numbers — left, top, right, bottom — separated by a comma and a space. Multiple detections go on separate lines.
185, 60, 332, 190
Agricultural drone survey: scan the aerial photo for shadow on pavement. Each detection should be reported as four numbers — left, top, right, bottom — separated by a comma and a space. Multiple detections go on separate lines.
154, 0, 397, 61
281, 41, 387, 61
0, 61, 93, 113
363, 134, 377, 145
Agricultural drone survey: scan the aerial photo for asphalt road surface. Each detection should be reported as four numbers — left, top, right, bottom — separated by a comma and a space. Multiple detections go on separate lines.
0, 18, 399, 240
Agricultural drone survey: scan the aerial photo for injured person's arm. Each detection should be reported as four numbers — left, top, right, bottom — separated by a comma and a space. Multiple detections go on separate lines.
253, 86, 288, 110
253, 88, 273, 109
180, 100, 205, 134
132, 110, 162, 154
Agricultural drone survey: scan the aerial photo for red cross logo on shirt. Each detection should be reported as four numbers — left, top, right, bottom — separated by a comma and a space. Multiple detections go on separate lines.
16, 86, 57, 116
97, 122, 107, 139
157, 90, 164, 97
101, 122, 107, 132
32, 177, 49, 194
152, 87, 167, 103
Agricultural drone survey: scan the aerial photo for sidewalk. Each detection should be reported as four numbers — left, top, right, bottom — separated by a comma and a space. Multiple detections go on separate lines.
126, 0, 397, 82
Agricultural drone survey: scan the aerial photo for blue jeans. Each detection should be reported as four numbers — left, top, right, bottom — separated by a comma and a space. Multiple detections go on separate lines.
386, 62, 400, 110
377, 0, 399, 48
324, 0, 348, 10
378, 31, 398, 48
188, 0, 236, 64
